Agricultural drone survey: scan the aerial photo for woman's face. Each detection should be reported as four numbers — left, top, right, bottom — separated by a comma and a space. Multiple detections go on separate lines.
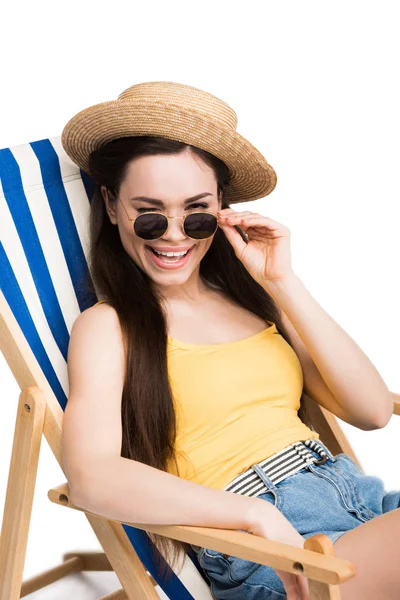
101, 148, 222, 293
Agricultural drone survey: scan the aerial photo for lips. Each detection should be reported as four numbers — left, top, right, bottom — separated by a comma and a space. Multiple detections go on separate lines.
145, 244, 195, 269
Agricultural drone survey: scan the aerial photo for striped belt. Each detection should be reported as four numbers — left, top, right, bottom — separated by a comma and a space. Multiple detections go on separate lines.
223, 439, 332, 498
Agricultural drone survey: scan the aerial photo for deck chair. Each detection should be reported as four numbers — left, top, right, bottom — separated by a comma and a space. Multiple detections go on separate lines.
1, 136, 399, 600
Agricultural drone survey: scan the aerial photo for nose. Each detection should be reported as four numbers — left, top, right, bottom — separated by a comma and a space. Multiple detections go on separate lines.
161, 215, 188, 242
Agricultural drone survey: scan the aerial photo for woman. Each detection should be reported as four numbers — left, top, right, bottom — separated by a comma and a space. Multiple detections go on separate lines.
61, 81, 399, 600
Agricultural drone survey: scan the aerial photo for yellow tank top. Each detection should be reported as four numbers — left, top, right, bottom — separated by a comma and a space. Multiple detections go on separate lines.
93, 299, 319, 490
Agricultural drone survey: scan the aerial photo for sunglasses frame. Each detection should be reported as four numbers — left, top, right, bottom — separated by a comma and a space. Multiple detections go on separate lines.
117, 196, 219, 241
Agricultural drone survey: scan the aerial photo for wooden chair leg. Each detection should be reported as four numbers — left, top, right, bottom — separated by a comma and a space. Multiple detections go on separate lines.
20, 556, 84, 597
80, 516, 160, 599
17, 550, 158, 598
99, 590, 128, 600
305, 534, 342, 599
61, 551, 158, 587
0, 387, 46, 600
62, 551, 112, 571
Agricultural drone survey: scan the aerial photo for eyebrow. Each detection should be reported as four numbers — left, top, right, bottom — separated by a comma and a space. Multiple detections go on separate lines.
129, 192, 213, 207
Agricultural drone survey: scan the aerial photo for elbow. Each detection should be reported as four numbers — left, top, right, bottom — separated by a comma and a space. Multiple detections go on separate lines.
68, 462, 113, 513
357, 392, 394, 431
69, 476, 90, 508
66, 456, 119, 513
63, 458, 99, 509
361, 410, 393, 431
360, 420, 387, 431
68, 469, 99, 510
373, 393, 395, 429
373, 412, 392, 430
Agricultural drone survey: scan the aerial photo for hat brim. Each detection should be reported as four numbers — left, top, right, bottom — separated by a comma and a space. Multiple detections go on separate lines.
61, 99, 277, 203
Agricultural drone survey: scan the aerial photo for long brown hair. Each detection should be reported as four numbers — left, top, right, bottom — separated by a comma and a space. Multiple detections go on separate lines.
84, 135, 316, 581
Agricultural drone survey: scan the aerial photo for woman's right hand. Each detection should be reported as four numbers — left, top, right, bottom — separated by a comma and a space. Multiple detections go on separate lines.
244, 500, 310, 600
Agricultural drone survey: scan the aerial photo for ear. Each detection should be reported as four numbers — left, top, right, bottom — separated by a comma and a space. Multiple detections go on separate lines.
101, 185, 118, 225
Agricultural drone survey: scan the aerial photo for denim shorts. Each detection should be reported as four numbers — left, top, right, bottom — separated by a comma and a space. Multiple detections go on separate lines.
191, 442, 400, 599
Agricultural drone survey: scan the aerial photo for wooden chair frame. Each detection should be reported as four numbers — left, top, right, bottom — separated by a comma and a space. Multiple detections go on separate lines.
1, 290, 399, 600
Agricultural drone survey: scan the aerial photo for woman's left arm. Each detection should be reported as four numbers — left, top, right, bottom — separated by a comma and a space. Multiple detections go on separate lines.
217, 208, 394, 430
264, 273, 394, 430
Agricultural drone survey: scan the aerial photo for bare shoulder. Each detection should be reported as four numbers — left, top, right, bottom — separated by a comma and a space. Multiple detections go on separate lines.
72, 302, 125, 350
68, 302, 127, 392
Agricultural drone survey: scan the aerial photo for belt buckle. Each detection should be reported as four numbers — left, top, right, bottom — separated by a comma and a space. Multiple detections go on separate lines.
313, 453, 328, 465
305, 440, 330, 465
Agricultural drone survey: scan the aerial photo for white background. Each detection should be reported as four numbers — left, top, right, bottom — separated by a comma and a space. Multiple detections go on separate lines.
1, 1, 399, 598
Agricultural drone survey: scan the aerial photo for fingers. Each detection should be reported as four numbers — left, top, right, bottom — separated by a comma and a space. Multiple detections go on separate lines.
217, 210, 287, 231
219, 214, 271, 227
297, 574, 310, 599
276, 570, 307, 600
218, 210, 255, 220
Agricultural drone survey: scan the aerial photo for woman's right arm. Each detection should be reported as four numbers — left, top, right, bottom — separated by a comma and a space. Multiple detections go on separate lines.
62, 303, 270, 530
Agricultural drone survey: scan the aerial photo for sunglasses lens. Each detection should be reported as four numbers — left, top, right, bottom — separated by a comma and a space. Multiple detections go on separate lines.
134, 214, 168, 240
184, 213, 218, 239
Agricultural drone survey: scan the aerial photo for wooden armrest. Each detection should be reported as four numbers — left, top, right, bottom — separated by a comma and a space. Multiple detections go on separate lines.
48, 483, 355, 586
391, 391, 400, 416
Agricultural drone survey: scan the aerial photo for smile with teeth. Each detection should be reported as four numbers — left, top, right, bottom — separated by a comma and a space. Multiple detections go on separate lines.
154, 249, 188, 257
147, 246, 193, 264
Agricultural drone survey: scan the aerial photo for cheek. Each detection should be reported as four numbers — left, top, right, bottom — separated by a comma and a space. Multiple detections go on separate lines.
197, 238, 213, 256
117, 225, 142, 257
118, 218, 140, 244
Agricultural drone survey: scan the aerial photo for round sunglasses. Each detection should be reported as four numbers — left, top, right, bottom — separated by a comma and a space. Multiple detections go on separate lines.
118, 197, 219, 241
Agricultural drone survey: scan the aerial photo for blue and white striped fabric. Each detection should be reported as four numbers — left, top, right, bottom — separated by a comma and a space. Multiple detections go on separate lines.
0, 136, 213, 600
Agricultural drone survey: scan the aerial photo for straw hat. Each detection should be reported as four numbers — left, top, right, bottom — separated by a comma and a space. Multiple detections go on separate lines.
61, 81, 277, 204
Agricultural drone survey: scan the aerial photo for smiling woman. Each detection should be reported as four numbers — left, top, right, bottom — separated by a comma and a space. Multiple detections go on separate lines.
64, 128, 313, 592
60, 81, 399, 600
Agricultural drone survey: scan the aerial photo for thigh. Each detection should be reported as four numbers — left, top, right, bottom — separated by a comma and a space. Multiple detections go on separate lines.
332, 507, 400, 600
326, 452, 400, 599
